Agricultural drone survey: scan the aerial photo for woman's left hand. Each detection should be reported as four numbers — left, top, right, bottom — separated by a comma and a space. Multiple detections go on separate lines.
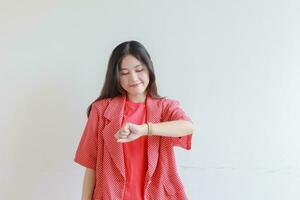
114, 122, 147, 143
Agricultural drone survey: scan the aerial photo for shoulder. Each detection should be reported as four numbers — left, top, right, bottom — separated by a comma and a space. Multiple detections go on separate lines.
156, 97, 183, 117
91, 97, 112, 111
148, 96, 178, 108
160, 97, 181, 108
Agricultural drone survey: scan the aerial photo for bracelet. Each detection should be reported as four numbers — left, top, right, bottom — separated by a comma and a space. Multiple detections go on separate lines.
146, 122, 152, 136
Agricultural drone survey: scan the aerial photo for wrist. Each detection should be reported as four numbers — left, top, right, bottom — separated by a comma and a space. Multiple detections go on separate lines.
146, 122, 153, 136
141, 124, 148, 136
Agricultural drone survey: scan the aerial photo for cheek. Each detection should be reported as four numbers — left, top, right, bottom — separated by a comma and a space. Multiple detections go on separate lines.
141, 72, 150, 82
119, 76, 127, 87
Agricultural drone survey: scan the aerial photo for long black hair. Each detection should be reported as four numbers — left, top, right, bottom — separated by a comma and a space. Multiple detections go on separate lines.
87, 40, 164, 117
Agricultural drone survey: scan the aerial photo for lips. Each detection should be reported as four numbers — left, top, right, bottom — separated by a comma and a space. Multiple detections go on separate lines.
130, 83, 142, 87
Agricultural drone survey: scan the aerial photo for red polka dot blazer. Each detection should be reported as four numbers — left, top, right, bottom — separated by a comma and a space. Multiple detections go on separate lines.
74, 95, 193, 200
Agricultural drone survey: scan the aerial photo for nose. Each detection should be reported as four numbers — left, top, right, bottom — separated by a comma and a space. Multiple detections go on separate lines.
129, 71, 139, 82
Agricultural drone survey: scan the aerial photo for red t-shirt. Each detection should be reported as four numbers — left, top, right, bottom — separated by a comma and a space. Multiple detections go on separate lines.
121, 98, 148, 200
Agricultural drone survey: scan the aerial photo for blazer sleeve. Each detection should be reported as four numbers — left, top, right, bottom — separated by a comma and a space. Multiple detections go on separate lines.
74, 103, 100, 169
163, 99, 193, 150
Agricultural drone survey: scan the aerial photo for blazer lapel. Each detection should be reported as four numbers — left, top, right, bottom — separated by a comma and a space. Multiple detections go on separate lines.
145, 96, 161, 180
102, 95, 162, 180
103, 95, 126, 178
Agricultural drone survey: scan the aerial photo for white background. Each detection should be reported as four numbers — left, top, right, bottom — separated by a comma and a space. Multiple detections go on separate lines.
1, 0, 300, 199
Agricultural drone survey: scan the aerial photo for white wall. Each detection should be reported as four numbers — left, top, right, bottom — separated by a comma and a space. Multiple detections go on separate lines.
1, 0, 300, 199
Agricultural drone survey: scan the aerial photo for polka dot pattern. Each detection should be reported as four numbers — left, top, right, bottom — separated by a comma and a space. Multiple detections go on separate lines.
162, 98, 193, 150
74, 95, 193, 200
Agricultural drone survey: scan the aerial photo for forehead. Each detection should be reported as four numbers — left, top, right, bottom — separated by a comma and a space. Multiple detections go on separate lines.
120, 54, 143, 70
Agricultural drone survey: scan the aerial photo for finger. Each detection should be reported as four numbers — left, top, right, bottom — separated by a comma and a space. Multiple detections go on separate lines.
123, 123, 132, 133
118, 137, 133, 143
118, 130, 130, 139
114, 131, 124, 139
117, 138, 127, 143
121, 129, 130, 135
123, 123, 130, 130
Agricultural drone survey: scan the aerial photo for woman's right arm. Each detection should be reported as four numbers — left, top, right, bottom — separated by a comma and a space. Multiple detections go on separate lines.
81, 167, 96, 200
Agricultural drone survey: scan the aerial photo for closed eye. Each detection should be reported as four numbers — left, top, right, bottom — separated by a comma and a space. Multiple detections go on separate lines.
120, 69, 144, 75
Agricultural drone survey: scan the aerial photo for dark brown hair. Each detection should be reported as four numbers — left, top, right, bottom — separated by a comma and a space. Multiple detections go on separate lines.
87, 40, 164, 117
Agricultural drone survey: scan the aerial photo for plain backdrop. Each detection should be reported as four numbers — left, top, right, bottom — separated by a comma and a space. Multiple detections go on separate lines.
1, 0, 300, 199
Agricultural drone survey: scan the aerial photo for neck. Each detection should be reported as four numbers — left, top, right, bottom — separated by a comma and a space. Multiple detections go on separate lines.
126, 93, 146, 103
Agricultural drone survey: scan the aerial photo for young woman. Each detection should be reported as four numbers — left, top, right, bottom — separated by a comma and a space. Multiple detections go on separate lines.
74, 40, 194, 200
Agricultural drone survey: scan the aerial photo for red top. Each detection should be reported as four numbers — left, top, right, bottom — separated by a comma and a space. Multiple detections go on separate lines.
121, 98, 148, 200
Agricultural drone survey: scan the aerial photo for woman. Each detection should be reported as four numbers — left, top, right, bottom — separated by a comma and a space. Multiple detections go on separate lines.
74, 40, 194, 200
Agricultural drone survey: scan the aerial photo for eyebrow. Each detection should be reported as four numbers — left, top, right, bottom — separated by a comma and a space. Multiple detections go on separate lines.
120, 64, 142, 70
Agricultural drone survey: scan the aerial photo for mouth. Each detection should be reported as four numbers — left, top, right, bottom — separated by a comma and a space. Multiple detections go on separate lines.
129, 83, 142, 87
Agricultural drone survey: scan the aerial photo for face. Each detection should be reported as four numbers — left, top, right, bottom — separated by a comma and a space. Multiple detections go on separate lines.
119, 54, 150, 100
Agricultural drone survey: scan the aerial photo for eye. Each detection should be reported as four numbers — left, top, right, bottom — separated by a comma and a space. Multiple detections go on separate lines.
120, 70, 129, 75
120, 68, 143, 75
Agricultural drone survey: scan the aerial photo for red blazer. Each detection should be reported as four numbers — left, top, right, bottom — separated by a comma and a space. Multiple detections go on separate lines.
74, 95, 193, 200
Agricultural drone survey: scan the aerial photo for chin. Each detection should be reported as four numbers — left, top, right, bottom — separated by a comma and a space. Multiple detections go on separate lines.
128, 89, 146, 95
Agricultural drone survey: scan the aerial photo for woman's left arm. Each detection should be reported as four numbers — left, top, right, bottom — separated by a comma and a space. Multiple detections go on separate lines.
141, 120, 194, 137
116, 120, 194, 142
